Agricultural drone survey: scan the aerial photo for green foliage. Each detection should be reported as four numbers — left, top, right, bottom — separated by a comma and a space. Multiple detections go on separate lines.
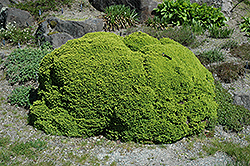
209, 62, 245, 83
230, 43, 250, 61
204, 139, 250, 165
0, 22, 35, 46
29, 32, 217, 144
142, 26, 196, 47
188, 22, 206, 35
220, 40, 238, 50
214, 81, 250, 132
208, 26, 234, 38
10, 0, 74, 21
10, 139, 46, 156
4, 45, 52, 85
0, 137, 47, 165
8, 85, 35, 108
196, 49, 225, 65
103, 5, 139, 31
149, 0, 227, 29
239, 16, 250, 36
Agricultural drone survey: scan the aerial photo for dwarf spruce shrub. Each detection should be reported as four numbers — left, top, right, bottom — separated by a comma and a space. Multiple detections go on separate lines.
29, 32, 217, 144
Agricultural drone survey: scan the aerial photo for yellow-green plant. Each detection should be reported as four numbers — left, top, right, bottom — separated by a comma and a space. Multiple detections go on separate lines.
29, 32, 217, 144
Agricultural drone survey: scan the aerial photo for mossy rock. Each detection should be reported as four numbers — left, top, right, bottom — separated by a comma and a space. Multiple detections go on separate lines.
29, 31, 217, 144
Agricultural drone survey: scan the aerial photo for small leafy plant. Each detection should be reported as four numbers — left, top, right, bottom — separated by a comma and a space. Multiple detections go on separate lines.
4, 44, 52, 85
0, 22, 35, 46
208, 26, 234, 38
103, 4, 139, 31
196, 49, 225, 65
150, 0, 227, 29
8, 85, 34, 108
239, 16, 250, 36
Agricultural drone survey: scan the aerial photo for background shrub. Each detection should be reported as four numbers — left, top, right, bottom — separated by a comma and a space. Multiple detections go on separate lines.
150, 0, 227, 29
29, 32, 217, 144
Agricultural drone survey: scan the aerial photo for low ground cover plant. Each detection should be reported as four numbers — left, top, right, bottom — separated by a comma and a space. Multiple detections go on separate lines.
0, 22, 35, 46
196, 49, 225, 65
29, 32, 217, 144
3, 43, 52, 85
0, 136, 47, 165
209, 62, 245, 83
203, 139, 250, 165
8, 85, 35, 108
214, 81, 250, 131
230, 43, 250, 61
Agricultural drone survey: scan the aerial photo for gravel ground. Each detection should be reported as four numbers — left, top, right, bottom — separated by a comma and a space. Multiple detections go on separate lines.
1, 0, 250, 165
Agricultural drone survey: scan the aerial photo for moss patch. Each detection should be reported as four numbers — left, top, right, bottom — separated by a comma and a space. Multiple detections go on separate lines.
29, 32, 217, 144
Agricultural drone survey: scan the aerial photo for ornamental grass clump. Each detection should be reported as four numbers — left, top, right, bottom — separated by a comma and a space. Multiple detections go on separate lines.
29, 32, 217, 144
103, 5, 139, 31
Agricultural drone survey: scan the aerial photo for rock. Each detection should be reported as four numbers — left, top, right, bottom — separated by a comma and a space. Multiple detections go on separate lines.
0, 4, 8, 29
0, 7, 35, 29
35, 17, 103, 48
0, 0, 11, 7
46, 17, 103, 38
233, 94, 250, 111
44, 33, 74, 49
88, 0, 159, 22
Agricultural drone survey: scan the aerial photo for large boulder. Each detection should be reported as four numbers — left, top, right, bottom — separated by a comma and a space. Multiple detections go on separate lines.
0, 6, 35, 29
29, 32, 217, 144
35, 17, 103, 48
234, 94, 250, 111
89, 0, 160, 22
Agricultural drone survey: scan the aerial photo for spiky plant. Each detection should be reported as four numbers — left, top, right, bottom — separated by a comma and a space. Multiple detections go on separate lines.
103, 5, 139, 31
